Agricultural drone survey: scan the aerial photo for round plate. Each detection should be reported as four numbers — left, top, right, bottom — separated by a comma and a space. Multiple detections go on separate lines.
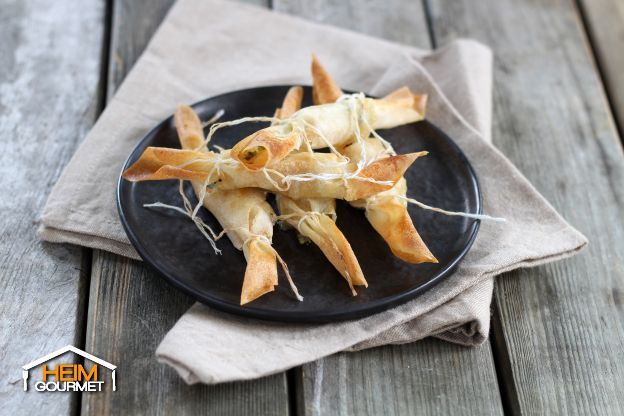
117, 86, 481, 323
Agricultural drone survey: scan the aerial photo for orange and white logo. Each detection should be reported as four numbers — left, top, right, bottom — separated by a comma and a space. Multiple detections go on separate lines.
22, 345, 116, 392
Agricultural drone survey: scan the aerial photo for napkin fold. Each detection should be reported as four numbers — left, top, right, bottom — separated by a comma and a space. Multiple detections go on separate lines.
39, 0, 587, 384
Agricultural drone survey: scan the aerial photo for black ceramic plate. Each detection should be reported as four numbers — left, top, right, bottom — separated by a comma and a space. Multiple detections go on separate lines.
118, 86, 481, 323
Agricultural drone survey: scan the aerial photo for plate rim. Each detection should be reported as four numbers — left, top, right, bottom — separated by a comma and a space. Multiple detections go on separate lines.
116, 85, 482, 323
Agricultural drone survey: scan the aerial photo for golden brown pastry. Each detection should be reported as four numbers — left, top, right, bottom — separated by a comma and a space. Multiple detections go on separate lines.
123, 146, 424, 201
275, 86, 304, 119
342, 138, 437, 264
311, 54, 343, 105
311, 56, 436, 264
175, 105, 282, 305
273, 88, 367, 293
230, 85, 427, 171
276, 196, 367, 293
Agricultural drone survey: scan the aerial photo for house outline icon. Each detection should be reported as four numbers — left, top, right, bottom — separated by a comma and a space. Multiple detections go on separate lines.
22, 345, 116, 391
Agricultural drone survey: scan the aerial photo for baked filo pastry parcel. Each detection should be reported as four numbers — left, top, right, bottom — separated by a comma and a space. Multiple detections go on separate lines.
310, 56, 437, 264
174, 105, 299, 304
273, 87, 367, 294
123, 145, 424, 202
229, 75, 427, 171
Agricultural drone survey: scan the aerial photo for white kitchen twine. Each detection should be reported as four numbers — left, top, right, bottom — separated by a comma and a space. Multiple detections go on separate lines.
298, 211, 358, 296
273, 211, 324, 233
295, 211, 358, 296
366, 194, 506, 222
201, 109, 225, 127
160, 103, 298, 296
146, 100, 504, 274
144, 197, 222, 255
279, 210, 358, 296
255, 94, 401, 187
190, 155, 240, 218
143, 202, 304, 301
198, 115, 280, 150
398, 196, 506, 221
243, 234, 303, 301
193, 94, 395, 188
157, 102, 504, 254
144, 104, 230, 255
296, 211, 322, 233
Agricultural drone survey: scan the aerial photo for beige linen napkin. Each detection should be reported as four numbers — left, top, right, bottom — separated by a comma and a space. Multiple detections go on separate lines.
39, 0, 587, 384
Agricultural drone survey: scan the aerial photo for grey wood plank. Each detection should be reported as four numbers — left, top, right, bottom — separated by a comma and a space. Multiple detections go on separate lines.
273, 0, 432, 46
0, 0, 104, 414
81, 251, 289, 416
106, 0, 178, 102
577, 0, 624, 135
298, 340, 503, 416
427, 0, 624, 414
275, 1, 504, 415
81, 0, 289, 414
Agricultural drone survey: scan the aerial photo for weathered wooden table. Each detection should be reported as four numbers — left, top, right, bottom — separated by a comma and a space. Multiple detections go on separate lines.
2, 0, 624, 414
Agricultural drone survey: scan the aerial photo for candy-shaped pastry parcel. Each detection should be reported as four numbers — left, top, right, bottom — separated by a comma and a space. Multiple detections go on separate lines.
173, 105, 301, 304
229, 81, 428, 171
273, 87, 367, 294
120, 55, 479, 305
309, 56, 437, 264
122, 145, 424, 201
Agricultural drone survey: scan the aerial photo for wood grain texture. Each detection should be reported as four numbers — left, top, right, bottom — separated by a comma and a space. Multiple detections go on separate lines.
106, 0, 177, 101
427, 0, 624, 413
81, 0, 289, 415
0, 0, 104, 414
577, 0, 624, 135
81, 251, 289, 416
273, 0, 432, 47
275, 1, 504, 415
297, 340, 503, 416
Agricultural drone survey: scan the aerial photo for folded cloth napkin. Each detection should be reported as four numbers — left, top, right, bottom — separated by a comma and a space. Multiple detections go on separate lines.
39, 0, 587, 384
